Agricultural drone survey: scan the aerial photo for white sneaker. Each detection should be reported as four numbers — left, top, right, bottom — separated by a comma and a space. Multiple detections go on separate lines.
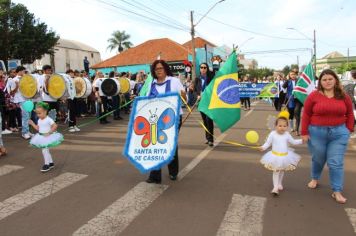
2, 129, 12, 135
22, 133, 31, 140
28, 132, 34, 137
351, 133, 356, 139
68, 127, 76, 133
74, 126, 80, 132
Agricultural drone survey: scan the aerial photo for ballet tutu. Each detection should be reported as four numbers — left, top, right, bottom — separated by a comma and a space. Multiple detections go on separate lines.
30, 132, 64, 148
260, 149, 301, 171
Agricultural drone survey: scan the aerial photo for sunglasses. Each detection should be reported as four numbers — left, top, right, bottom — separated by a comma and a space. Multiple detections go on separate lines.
200, 66, 207, 69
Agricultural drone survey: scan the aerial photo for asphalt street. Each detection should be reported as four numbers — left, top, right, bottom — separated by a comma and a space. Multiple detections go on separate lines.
0, 100, 355, 236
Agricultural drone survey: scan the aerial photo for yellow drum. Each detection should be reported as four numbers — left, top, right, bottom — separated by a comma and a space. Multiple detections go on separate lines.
118, 77, 130, 94
74, 77, 92, 98
19, 74, 38, 99
48, 74, 66, 99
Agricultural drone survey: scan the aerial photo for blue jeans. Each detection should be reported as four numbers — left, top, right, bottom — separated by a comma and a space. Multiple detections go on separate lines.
0, 112, 4, 147
308, 124, 350, 192
20, 102, 30, 135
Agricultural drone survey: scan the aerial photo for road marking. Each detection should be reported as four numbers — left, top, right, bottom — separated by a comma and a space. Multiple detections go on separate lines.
178, 133, 227, 180
72, 96, 257, 235
0, 165, 24, 177
216, 194, 266, 236
0, 172, 87, 221
179, 106, 253, 181
73, 182, 168, 236
244, 109, 253, 117
345, 208, 356, 233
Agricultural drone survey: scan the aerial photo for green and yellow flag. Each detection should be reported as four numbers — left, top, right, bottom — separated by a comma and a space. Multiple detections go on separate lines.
257, 83, 278, 98
198, 52, 241, 132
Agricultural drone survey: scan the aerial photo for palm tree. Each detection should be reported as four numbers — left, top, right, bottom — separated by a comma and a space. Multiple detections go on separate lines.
107, 30, 133, 53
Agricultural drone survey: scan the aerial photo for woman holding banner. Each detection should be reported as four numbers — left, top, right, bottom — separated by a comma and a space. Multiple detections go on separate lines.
144, 60, 186, 184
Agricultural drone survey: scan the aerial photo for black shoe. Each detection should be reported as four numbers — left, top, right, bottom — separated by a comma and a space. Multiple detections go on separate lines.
145, 178, 161, 184
41, 164, 50, 172
169, 175, 177, 181
208, 141, 214, 147
117, 116, 123, 120
104, 120, 110, 124
49, 163, 54, 169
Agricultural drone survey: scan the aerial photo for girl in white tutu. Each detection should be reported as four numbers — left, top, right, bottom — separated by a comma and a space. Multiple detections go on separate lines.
29, 102, 63, 172
259, 116, 303, 196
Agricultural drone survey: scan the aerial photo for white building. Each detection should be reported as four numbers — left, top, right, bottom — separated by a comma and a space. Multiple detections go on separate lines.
28, 38, 101, 73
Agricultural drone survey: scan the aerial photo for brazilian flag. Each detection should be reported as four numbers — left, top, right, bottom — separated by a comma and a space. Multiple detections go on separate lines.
198, 52, 241, 132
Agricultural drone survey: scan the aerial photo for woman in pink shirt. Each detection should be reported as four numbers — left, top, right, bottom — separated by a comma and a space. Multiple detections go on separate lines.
301, 69, 354, 204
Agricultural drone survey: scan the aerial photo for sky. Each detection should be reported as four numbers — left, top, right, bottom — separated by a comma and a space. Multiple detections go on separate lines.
14, 0, 356, 70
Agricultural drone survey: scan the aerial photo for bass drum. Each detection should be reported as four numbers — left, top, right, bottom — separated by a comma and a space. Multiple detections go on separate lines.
19, 74, 39, 99
48, 74, 67, 99
118, 77, 130, 94
59, 73, 76, 100
101, 78, 121, 96
74, 77, 92, 98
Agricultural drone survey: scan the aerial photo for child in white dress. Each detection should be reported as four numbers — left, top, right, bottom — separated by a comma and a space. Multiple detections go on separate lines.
29, 102, 63, 172
260, 116, 303, 196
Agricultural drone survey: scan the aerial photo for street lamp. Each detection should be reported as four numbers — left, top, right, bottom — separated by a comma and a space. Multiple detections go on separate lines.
190, 0, 226, 80
234, 37, 254, 51
287, 27, 316, 73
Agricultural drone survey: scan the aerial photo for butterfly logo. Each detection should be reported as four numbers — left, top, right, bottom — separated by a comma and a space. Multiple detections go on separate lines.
134, 108, 176, 148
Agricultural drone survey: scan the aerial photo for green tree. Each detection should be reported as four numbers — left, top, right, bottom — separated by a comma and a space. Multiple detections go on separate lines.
0, 0, 59, 66
107, 30, 133, 53
290, 64, 299, 71
237, 62, 246, 78
282, 65, 290, 76
336, 62, 356, 74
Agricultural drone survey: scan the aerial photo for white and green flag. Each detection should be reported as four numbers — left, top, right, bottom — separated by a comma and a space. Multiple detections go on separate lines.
293, 63, 315, 104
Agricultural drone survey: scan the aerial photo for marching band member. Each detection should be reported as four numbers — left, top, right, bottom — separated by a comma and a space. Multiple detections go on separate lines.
66, 69, 80, 132
41, 65, 59, 115
94, 71, 110, 124
9, 66, 32, 140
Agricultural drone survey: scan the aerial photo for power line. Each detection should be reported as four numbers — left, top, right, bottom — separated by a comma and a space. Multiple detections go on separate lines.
120, 0, 190, 30
153, 1, 308, 41
92, 0, 190, 32
243, 48, 312, 55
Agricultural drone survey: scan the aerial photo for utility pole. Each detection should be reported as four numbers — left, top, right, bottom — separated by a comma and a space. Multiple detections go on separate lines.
313, 29, 317, 75
347, 48, 350, 68
297, 55, 299, 68
190, 11, 196, 80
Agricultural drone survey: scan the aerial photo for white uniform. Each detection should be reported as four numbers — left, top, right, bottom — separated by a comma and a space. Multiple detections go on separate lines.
145, 76, 185, 115
260, 131, 302, 171
94, 78, 106, 97
8, 76, 25, 104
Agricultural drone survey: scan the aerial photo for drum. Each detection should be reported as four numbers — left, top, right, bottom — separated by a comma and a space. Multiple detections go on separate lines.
74, 77, 92, 98
101, 78, 121, 96
19, 74, 38, 99
60, 74, 76, 100
48, 74, 66, 99
118, 77, 130, 94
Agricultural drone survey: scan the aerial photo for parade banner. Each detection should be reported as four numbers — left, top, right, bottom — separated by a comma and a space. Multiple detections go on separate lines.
239, 83, 278, 98
123, 93, 181, 173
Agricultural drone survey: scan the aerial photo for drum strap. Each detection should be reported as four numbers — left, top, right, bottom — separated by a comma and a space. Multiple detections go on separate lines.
149, 79, 171, 96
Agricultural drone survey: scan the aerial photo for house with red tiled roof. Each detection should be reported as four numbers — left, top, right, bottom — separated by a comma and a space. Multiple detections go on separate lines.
91, 38, 192, 74
182, 37, 217, 51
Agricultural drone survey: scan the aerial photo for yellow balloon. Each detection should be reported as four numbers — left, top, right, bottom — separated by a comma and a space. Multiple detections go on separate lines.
246, 130, 259, 144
